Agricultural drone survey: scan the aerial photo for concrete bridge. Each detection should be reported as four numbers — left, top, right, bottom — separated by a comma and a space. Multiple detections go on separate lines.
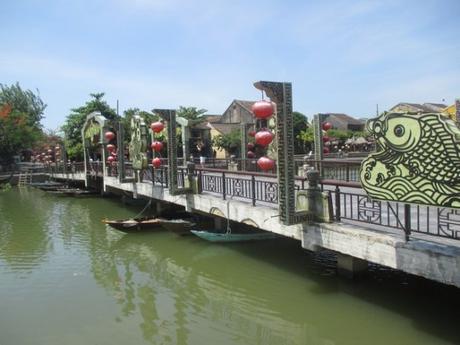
45, 159, 460, 289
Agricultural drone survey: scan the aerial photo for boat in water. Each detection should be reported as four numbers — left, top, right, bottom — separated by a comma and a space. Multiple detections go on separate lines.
47, 188, 98, 197
102, 217, 167, 233
160, 219, 196, 235
190, 229, 280, 243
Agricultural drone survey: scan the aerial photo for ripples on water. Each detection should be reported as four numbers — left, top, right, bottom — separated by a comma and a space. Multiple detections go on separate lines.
0, 187, 459, 345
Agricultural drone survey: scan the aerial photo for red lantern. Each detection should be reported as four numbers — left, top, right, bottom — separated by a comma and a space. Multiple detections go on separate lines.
257, 156, 275, 171
107, 156, 115, 163
152, 157, 162, 168
150, 121, 164, 133
255, 130, 274, 147
107, 144, 116, 152
247, 151, 255, 158
151, 141, 163, 152
248, 130, 256, 137
251, 100, 274, 119
323, 147, 330, 154
322, 122, 332, 131
322, 136, 330, 142
105, 131, 116, 141
247, 142, 255, 151
111, 151, 117, 157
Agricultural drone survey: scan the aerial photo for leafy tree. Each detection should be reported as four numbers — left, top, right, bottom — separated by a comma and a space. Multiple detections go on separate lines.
212, 129, 241, 156
299, 127, 314, 152
61, 93, 118, 160
293, 111, 309, 154
0, 83, 46, 163
0, 83, 46, 126
177, 106, 207, 124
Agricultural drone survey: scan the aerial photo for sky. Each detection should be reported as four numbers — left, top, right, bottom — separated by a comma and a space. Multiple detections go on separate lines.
1, 0, 459, 130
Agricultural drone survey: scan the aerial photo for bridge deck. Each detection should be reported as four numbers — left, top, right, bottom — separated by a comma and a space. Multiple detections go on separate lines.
48, 166, 460, 288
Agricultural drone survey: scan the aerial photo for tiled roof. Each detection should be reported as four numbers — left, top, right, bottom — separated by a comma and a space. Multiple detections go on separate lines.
321, 113, 364, 125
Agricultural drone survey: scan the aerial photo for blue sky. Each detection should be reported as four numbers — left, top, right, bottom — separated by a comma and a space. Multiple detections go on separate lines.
1, 0, 459, 130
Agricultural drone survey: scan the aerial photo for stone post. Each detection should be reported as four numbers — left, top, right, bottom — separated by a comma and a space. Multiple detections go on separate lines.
228, 155, 238, 171
456, 99, 460, 124
313, 114, 324, 175
117, 121, 125, 183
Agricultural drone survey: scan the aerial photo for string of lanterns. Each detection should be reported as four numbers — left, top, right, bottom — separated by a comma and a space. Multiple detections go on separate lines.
250, 99, 276, 171
322, 122, 332, 154
150, 121, 164, 168
105, 131, 117, 164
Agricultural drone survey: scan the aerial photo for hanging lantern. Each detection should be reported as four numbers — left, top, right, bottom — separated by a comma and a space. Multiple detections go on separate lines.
55, 146, 60, 150
247, 142, 255, 151
322, 136, 330, 142
107, 144, 116, 152
248, 130, 256, 137
150, 121, 165, 133
323, 147, 330, 154
111, 151, 117, 157
152, 157, 162, 168
105, 131, 116, 141
247, 151, 255, 159
47, 149, 52, 154
251, 100, 274, 119
255, 130, 274, 147
151, 141, 163, 152
257, 156, 275, 171
107, 156, 115, 163
322, 122, 332, 131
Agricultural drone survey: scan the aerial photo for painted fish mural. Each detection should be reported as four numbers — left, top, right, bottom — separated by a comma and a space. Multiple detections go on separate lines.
360, 112, 460, 207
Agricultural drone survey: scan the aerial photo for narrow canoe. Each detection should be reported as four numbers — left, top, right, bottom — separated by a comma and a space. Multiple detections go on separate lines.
190, 230, 279, 242
102, 217, 167, 233
161, 219, 196, 236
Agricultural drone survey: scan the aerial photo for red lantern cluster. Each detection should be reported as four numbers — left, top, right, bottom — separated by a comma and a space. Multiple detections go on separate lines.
257, 156, 275, 171
152, 157, 162, 168
322, 122, 332, 131
255, 130, 273, 147
150, 121, 164, 168
151, 141, 163, 152
105, 131, 115, 142
150, 121, 164, 133
249, 98, 277, 171
251, 100, 274, 120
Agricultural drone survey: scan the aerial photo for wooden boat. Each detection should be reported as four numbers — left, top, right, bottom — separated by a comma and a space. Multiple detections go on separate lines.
35, 183, 66, 191
190, 229, 280, 243
161, 219, 196, 235
102, 217, 167, 232
47, 188, 98, 196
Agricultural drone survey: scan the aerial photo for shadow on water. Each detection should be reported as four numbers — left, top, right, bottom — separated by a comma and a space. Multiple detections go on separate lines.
214, 237, 460, 345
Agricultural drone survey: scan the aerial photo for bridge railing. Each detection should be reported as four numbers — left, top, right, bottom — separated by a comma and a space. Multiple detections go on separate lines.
196, 167, 306, 206
323, 179, 460, 241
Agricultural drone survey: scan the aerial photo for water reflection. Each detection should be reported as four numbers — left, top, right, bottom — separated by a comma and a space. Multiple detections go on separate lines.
1, 188, 460, 345
93, 234, 321, 345
0, 188, 50, 270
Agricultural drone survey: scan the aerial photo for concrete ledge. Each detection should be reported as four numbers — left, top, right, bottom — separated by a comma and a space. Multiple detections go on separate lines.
302, 222, 460, 288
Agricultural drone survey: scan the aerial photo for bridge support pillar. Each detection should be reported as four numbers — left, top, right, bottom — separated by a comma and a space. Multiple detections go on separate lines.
337, 253, 368, 278
213, 216, 225, 231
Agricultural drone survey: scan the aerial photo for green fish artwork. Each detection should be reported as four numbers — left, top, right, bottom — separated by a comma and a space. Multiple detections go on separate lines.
360, 112, 460, 208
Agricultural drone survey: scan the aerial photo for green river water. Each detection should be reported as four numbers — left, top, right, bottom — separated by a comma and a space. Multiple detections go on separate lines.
0, 187, 459, 345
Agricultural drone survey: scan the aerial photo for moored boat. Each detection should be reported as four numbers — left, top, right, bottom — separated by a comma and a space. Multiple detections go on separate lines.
161, 219, 196, 235
190, 229, 279, 242
102, 217, 167, 232
47, 188, 98, 196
